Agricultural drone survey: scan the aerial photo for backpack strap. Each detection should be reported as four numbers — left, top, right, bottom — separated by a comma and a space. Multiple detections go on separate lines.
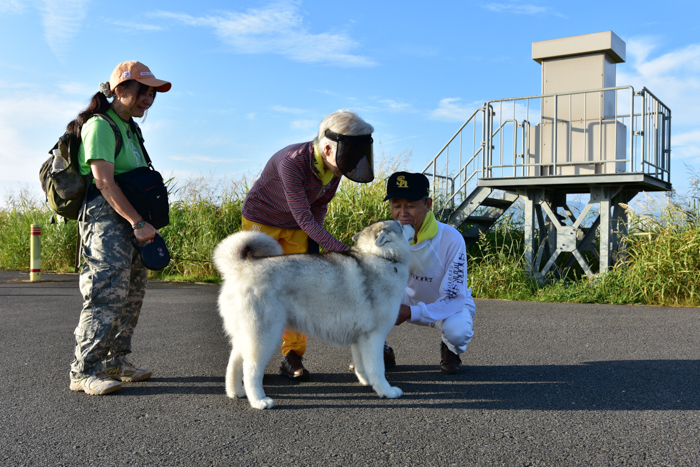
96, 113, 123, 159
128, 119, 153, 167
78, 113, 123, 214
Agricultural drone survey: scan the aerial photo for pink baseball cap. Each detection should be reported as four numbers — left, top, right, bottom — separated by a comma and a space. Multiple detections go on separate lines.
109, 61, 171, 93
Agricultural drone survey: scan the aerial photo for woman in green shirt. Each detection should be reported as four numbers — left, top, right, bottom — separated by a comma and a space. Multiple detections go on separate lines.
68, 61, 171, 396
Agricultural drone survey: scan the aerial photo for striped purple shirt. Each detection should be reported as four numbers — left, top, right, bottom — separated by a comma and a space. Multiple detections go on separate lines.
242, 141, 348, 252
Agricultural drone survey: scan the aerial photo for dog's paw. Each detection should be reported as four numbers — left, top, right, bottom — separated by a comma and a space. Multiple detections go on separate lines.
250, 397, 276, 409
354, 372, 371, 386
378, 386, 403, 399
226, 381, 246, 399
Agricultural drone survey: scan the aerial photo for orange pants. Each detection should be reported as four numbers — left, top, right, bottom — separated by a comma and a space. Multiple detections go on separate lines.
241, 217, 308, 356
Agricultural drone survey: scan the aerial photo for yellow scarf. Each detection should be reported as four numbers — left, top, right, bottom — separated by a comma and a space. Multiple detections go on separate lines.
312, 141, 335, 186
412, 210, 438, 245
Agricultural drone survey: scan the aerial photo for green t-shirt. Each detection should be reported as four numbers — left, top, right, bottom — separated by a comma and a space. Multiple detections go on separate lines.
79, 108, 148, 179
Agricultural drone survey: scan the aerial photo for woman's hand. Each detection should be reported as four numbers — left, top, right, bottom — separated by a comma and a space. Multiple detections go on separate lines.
133, 221, 157, 243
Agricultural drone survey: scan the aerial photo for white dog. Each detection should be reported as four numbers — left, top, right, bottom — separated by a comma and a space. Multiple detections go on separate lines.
213, 220, 414, 409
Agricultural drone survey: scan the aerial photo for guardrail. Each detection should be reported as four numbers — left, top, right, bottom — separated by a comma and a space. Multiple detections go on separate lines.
421, 106, 487, 211
423, 86, 671, 211
484, 86, 671, 182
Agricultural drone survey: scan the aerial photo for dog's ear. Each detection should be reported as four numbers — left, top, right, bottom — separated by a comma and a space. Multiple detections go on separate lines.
352, 233, 360, 243
375, 229, 391, 246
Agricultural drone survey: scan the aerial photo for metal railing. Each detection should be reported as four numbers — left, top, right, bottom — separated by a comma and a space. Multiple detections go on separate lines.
421, 106, 487, 211
484, 86, 671, 182
636, 87, 672, 182
423, 86, 671, 210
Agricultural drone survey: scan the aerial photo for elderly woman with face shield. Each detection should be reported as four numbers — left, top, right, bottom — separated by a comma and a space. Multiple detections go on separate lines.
241, 109, 375, 380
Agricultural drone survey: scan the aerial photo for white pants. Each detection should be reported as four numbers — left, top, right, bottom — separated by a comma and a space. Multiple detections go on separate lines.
412, 306, 474, 354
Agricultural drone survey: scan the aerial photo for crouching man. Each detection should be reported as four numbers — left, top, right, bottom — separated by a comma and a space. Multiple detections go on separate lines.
386, 172, 475, 373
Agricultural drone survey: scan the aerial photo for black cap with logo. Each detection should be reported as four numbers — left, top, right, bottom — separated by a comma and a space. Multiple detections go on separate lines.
384, 172, 430, 201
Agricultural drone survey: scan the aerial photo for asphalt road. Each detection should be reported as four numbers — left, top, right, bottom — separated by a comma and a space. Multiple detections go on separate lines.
1, 270, 699, 466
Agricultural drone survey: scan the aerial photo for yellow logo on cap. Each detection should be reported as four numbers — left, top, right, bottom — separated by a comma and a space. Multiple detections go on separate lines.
397, 176, 408, 188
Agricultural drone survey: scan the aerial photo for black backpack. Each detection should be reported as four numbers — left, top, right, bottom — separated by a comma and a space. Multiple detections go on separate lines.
40, 113, 122, 221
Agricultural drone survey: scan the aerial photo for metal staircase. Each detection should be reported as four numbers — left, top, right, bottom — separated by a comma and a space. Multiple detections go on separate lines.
421, 32, 672, 279
438, 186, 519, 249
422, 104, 521, 249
422, 85, 671, 278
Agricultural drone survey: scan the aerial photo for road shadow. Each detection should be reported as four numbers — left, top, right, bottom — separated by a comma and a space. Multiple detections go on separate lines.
123, 360, 700, 411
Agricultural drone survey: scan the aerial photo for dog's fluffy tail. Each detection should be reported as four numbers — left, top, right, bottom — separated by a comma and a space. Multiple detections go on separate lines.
213, 231, 283, 277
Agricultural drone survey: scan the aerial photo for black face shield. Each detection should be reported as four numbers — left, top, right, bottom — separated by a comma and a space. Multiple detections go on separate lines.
324, 129, 374, 183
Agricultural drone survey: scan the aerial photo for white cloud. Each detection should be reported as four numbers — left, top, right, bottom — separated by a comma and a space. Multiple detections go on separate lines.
636, 44, 700, 77
482, 3, 565, 17
489, 99, 542, 124
40, 0, 89, 58
379, 99, 416, 113
57, 81, 95, 96
111, 20, 163, 32
673, 129, 700, 146
290, 119, 316, 130
672, 129, 700, 161
625, 36, 658, 64
0, 79, 37, 91
617, 38, 700, 132
272, 105, 307, 114
430, 98, 483, 122
151, 2, 375, 67
170, 155, 250, 164
614, 37, 700, 171
0, 92, 85, 201
0, 0, 25, 14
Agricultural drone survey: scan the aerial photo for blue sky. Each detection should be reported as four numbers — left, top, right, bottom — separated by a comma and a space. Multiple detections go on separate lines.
1, 0, 699, 204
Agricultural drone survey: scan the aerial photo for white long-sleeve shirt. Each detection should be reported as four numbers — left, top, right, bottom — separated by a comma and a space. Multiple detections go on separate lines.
402, 221, 475, 324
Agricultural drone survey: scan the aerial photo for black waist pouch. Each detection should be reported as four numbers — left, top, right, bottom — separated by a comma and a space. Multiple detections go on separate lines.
115, 167, 170, 230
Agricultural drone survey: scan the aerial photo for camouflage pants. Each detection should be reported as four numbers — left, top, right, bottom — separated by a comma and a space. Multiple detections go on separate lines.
70, 195, 148, 380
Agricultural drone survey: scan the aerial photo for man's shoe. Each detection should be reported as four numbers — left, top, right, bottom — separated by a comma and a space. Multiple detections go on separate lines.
70, 373, 122, 395
106, 362, 152, 382
349, 343, 396, 371
440, 342, 462, 374
279, 350, 310, 379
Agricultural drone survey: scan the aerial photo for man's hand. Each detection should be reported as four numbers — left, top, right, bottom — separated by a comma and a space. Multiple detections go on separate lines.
395, 304, 411, 326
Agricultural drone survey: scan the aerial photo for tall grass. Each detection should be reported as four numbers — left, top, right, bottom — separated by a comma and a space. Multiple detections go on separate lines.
3, 159, 700, 307
464, 190, 700, 306
0, 189, 79, 271
154, 176, 249, 280
602, 192, 700, 306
